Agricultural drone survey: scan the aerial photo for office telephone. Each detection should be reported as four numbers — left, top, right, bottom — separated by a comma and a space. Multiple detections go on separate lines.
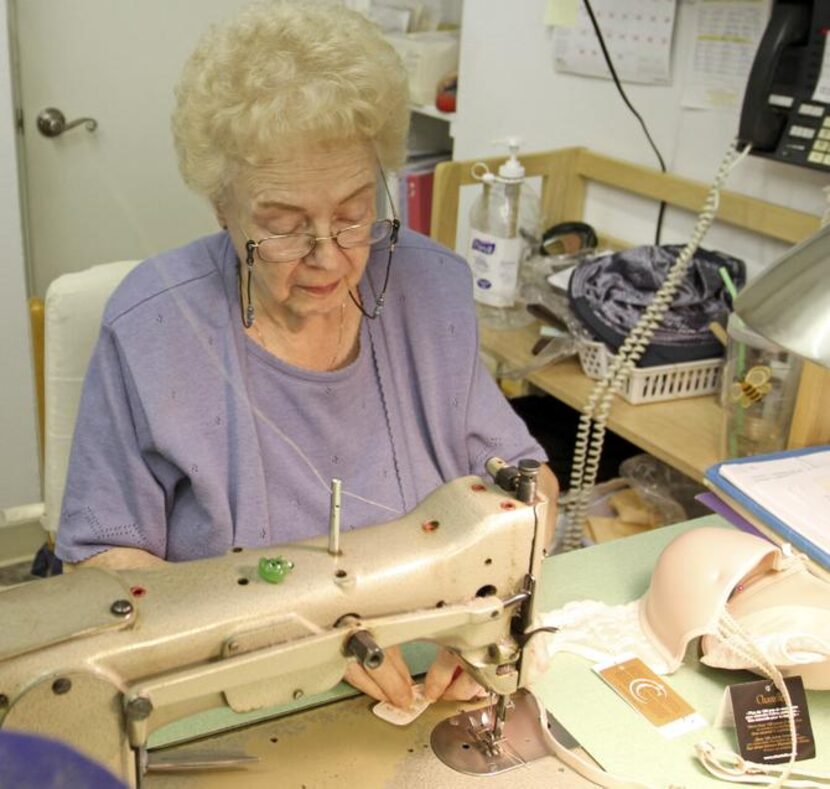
739, 0, 830, 171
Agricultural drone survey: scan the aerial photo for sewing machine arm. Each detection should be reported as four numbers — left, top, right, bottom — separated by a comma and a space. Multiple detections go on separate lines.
0, 468, 547, 785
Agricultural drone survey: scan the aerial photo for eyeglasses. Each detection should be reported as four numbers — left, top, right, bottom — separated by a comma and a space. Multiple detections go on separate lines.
238, 163, 400, 323
245, 218, 399, 264
245, 164, 400, 265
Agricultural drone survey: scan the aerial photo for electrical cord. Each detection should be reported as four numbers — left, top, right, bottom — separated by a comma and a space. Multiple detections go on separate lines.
519, 626, 560, 647
582, 0, 667, 245
525, 685, 651, 788
693, 610, 804, 788
561, 140, 752, 551
696, 743, 830, 788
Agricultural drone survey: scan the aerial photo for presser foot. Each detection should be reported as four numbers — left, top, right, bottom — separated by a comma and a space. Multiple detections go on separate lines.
430, 689, 550, 776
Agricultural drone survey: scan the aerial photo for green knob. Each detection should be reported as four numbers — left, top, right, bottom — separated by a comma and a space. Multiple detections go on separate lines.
258, 556, 295, 584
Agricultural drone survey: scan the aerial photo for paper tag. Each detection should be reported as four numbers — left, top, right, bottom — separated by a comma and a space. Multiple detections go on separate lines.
727, 676, 815, 765
372, 683, 431, 726
593, 654, 707, 740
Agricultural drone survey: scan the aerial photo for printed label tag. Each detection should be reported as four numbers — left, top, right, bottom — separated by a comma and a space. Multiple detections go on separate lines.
593, 654, 707, 739
728, 676, 815, 764
467, 230, 522, 307
372, 683, 431, 726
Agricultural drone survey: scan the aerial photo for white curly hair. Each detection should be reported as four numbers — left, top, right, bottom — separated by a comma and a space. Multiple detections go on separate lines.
172, 0, 410, 202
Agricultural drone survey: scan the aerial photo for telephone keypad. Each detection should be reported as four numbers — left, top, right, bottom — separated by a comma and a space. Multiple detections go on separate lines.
798, 103, 825, 118
789, 125, 816, 139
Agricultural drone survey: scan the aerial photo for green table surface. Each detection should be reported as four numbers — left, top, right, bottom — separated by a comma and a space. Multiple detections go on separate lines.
151, 515, 829, 787
532, 514, 830, 787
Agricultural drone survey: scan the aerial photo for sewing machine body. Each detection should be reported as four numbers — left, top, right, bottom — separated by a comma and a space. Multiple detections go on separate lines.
0, 473, 546, 786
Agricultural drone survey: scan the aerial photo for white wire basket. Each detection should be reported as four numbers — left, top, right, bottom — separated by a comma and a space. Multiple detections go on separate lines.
577, 339, 723, 404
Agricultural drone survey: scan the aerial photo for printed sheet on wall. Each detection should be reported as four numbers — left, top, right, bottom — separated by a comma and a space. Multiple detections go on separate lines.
681, 0, 771, 111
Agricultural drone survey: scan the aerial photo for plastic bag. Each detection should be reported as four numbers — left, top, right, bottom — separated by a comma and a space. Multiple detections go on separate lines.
498, 334, 579, 380
496, 265, 585, 379
551, 455, 698, 552
619, 454, 698, 523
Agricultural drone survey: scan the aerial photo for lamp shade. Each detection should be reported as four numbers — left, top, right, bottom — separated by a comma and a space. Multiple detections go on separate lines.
733, 223, 830, 368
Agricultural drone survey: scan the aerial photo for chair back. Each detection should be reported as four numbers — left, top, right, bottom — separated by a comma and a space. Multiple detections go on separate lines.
42, 261, 139, 537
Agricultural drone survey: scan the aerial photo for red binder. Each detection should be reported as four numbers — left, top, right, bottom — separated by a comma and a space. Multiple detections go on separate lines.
405, 170, 435, 235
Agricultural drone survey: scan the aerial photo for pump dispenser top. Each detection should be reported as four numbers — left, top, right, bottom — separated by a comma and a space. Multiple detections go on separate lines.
496, 137, 526, 181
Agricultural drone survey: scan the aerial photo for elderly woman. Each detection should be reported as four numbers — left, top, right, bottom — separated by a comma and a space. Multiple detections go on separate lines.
56, 0, 557, 708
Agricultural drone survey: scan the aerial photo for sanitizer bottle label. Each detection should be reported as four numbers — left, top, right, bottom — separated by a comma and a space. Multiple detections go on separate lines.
467, 230, 522, 307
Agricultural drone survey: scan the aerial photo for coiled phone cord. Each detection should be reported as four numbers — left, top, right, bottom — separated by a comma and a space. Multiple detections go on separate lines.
561, 140, 752, 551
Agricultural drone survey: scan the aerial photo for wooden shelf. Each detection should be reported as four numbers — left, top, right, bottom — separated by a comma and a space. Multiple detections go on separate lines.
480, 323, 724, 482
434, 147, 820, 482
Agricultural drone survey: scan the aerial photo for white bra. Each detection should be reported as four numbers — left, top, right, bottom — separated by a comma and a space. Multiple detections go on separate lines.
541, 527, 830, 689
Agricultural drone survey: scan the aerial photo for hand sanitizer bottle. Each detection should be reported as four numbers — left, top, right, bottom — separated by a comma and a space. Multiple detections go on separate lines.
466, 138, 541, 329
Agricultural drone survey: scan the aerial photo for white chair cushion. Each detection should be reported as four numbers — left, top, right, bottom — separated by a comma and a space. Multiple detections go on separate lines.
43, 260, 139, 537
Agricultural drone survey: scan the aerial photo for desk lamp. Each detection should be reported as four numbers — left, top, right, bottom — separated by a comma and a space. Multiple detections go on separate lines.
733, 223, 830, 368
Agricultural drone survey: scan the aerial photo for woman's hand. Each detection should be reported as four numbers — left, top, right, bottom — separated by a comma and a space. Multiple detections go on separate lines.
424, 649, 488, 702
343, 647, 488, 708
343, 645, 414, 708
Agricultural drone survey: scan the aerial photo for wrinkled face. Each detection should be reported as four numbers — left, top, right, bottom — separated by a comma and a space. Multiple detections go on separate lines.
218, 142, 377, 322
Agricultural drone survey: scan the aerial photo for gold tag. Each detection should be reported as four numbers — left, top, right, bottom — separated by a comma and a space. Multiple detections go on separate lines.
594, 655, 706, 738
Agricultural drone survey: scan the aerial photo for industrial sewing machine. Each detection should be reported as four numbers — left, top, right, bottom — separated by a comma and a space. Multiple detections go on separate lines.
0, 459, 552, 786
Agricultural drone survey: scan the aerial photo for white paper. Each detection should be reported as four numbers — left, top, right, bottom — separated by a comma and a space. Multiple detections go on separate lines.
813, 36, 830, 103
552, 0, 676, 85
682, 0, 770, 111
372, 683, 431, 726
719, 450, 830, 557
659, 712, 708, 740
715, 686, 736, 728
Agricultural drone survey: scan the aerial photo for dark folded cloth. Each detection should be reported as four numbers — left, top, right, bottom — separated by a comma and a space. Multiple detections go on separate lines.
568, 245, 745, 367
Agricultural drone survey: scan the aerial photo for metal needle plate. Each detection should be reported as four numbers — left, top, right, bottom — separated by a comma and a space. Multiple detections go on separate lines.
430, 690, 551, 776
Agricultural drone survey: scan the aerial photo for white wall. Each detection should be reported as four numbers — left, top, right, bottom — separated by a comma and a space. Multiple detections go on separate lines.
0, 0, 40, 510
453, 0, 827, 276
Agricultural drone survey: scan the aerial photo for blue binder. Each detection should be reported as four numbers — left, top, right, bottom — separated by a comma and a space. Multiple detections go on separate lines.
704, 445, 830, 570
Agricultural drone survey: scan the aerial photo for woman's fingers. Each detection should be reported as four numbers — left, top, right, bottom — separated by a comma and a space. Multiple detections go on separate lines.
343, 645, 414, 708
424, 649, 460, 702
367, 652, 414, 708
347, 645, 484, 707
425, 649, 488, 702
343, 662, 389, 703
386, 645, 415, 688
442, 671, 487, 701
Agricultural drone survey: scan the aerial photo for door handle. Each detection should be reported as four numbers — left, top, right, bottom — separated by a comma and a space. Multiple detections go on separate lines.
36, 107, 98, 138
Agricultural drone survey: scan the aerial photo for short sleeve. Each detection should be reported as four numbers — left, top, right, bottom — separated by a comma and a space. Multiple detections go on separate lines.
55, 325, 170, 562
464, 350, 547, 477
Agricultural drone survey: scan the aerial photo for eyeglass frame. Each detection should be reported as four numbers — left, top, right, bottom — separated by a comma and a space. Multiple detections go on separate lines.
242, 165, 400, 266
